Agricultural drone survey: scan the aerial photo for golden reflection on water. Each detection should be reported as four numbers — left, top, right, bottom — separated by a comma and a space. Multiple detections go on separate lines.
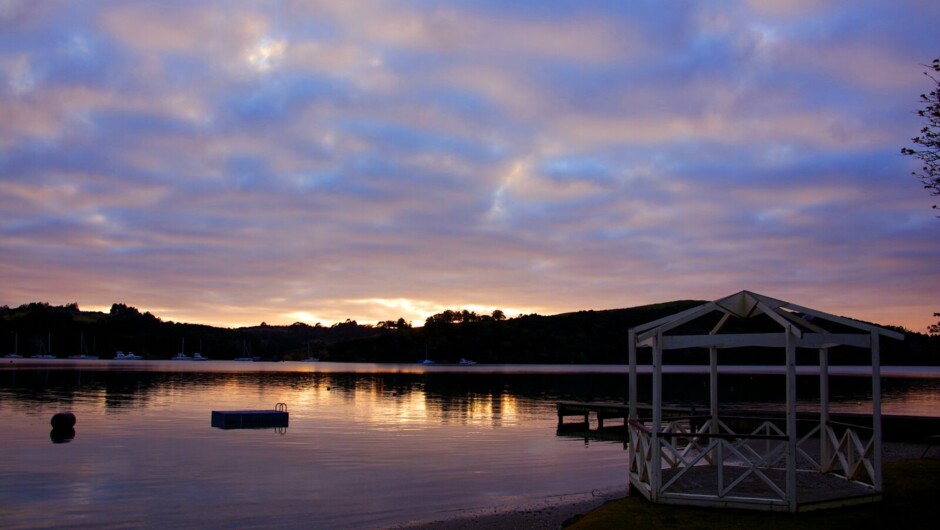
0, 364, 938, 530
102, 371, 530, 431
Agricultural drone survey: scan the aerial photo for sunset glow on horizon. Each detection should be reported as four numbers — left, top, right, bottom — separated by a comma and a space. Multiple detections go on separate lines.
1, 2, 939, 332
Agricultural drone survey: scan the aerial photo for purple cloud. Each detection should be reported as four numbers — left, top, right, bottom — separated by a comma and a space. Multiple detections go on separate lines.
1, 1, 938, 331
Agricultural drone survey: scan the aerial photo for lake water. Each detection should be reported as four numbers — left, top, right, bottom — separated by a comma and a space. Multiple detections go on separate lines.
1, 361, 938, 529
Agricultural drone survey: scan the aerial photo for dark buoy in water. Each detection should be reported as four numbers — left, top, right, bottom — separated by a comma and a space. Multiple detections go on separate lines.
51, 412, 76, 429
50, 412, 76, 443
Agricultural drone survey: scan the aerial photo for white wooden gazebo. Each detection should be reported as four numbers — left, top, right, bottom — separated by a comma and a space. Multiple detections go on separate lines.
627, 290, 904, 512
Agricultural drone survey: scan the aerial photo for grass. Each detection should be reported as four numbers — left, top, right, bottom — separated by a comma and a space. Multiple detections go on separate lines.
566, 459, 939, 529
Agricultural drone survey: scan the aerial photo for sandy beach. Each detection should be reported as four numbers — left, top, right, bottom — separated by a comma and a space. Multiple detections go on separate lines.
389, 442, 930, 530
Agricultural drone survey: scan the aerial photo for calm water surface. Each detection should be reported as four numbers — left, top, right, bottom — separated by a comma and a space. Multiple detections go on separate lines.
1, 361, 937, 529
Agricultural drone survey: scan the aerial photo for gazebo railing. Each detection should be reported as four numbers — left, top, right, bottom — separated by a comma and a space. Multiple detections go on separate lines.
823, 421, 876, 486
628, 416, 877, 505
628, 419, 653, 494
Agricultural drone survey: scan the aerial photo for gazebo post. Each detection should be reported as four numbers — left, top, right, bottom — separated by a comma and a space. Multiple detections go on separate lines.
709, 345, 720, 466
651, 332, 663, 501
819, 347, 830, 471
871, 332, 883, 491
628, 330, 637, 421
785, 326, 798, 511
709, 346, 718, 432
627, 329, 637, 497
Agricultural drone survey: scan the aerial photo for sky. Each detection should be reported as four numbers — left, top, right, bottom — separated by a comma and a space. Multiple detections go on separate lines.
1, 0, 938, 332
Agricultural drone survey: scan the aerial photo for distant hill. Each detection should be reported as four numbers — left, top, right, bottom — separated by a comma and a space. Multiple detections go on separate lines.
0, 301, 936, 365
0, 302, 377, 361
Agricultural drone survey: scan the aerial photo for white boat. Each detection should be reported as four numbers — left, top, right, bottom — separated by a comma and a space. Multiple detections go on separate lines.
4, 334, 21, 358
114, 351, 143, 360
190, 340, 208, 361
458, 358, 477, 365
31, 334, 56, 359
172, 338, 191, 360
301, 343, 319, 362
234, 342, 258, 361
418, 346, 435, 365
68, 333, 99, 359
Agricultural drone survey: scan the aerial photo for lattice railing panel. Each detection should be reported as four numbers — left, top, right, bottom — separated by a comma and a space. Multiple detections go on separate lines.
629, 416, 880, 508
628, 420, 653, 489
823, 424, 876, 486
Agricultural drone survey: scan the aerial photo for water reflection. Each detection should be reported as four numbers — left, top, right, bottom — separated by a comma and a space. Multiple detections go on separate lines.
49, 426, 75, 443
0, 369, 551, 428
0, 363, 938, 529
3, 365, 939, 418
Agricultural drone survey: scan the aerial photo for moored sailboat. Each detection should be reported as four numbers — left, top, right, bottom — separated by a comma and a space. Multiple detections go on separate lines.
234, 341, 259, 361
171, 338, 191, 360
4, 334, 21, 358
31, 334, 56, 359
68, 332, 98, 360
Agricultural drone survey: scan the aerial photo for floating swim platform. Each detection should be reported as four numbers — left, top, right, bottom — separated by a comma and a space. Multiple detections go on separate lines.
211, 402, 289, 429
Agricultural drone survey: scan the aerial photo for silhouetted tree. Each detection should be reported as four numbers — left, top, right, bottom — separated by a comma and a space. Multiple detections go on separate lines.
902, 58, 940, 211
425, 310, 458, 327
377, 318, 411, 330
929, 313, 940, 336
110, 303, 140, 316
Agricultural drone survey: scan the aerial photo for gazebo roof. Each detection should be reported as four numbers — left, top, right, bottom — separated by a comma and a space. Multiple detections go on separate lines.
631, 290, 903, 351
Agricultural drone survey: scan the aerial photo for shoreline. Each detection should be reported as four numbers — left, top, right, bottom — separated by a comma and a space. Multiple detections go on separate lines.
388, 486, 626, 530
386, 442, 929, 530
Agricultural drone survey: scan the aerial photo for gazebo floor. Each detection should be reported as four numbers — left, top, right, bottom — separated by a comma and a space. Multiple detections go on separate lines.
646, 465, 881, 512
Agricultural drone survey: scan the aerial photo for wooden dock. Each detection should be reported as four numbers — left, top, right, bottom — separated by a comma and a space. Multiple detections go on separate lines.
211, 403, 289, 429
556, 402, 940, 444
556, 401, 696, 430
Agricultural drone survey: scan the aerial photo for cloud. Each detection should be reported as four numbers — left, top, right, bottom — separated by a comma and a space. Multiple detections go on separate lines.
0, 1, 938, 332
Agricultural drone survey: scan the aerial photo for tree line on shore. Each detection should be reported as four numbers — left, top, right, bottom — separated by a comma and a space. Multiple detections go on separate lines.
1, 301, 937, 365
